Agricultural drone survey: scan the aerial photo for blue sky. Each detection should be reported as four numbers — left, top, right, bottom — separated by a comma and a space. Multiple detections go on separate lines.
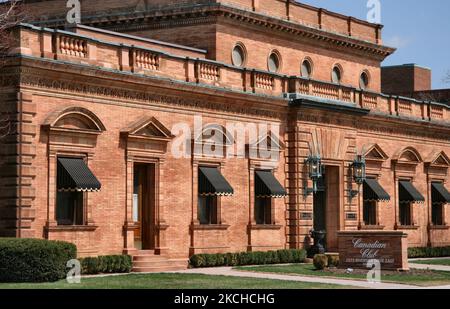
298, 0, 450, 89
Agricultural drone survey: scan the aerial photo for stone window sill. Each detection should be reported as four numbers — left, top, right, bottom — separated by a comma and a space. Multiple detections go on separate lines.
429, 225, 449, 230
191, 224, 230, 231
46, 225, 98, 232
360, 225, 385, 230
396, 225, 420, 230
249, 224, 283, 230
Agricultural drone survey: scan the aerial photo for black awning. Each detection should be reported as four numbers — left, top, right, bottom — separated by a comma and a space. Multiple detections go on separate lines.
255, 170, 287, 198
363, 179, 390, 201
399, 181, 425, 203
57, 158, 101, 192
199, 167, 234, 196
432, 182, 450, 204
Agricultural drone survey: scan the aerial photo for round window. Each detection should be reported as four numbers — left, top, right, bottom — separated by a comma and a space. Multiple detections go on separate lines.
360, 71, 369, 89
268, 52, 280, 73
332, 66, 342, 84
232, 44, 245, 67
301, 60, 312, 78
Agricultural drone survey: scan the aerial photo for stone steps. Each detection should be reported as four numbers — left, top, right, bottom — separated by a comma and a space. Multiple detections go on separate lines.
131, 252, 188, 273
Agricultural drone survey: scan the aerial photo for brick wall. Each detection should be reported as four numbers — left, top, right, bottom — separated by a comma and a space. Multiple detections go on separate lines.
381, 64, 432, 95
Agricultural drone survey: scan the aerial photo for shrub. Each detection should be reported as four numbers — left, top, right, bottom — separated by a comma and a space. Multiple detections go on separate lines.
189, 249, 307, 268
408, 246, 450, 258
224, 253, 238, 266
327, 254, 340, 267
313, 254, 328, 270
0, 238, 77, 283
79, 255, 132, 275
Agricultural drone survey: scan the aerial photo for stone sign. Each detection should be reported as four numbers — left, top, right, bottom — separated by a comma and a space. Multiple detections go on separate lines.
337, 231, 409, 271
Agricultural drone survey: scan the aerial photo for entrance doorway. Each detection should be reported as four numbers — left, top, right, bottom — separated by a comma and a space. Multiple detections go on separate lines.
313, 165, 341, 251
133, 163, 156, 250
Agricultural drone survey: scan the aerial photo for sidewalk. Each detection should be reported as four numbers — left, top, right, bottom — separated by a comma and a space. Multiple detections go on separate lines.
169, 267, 446, 290
409, 261, 450, 272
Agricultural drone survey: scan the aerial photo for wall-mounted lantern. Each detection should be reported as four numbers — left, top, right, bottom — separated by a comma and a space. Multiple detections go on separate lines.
348, 154, 366, 198
304, 155, 323, 197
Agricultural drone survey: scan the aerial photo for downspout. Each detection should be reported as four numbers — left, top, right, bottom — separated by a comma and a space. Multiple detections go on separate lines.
17, 93, 23, 238
426, 171, 431, 247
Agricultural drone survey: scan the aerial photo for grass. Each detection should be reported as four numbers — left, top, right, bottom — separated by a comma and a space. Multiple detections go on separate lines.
235, 264, 450, 287
0, 273, 354, 289
412, 259, 450, 266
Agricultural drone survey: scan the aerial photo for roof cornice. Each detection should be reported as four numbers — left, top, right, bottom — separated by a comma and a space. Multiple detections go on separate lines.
33, 3, 395, 61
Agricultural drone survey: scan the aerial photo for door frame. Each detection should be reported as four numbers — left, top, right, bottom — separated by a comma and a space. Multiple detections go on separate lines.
320, 161, 344, 251
133, 163, 157, 250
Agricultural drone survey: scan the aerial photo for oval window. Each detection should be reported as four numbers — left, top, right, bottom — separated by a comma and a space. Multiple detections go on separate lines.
268, 52, 280, 73
301, 60, 312, 78
332, 66, 342, 84
232, 44, 245, 67
360, 71, 369, 89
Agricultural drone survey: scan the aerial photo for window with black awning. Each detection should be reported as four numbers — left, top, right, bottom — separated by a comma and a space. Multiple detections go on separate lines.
399, 180, 425, 203
363, 178, 390, 202
431, 182, 450, 204
255, 170, 287, 198
198, 167, 234, 196
57, 157, 102, 192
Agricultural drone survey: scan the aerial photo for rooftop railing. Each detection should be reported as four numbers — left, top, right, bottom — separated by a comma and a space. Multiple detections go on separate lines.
10, 24, 449, 124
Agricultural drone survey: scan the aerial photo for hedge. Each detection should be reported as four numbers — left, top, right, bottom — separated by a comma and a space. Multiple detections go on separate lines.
408, 246, 450, 258
79, 255, 132, 275
189, 249, 307, 268
0, 238, 77, 283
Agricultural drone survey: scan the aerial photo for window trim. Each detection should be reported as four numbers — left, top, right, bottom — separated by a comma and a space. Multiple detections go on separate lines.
253, 169, 277, 226
397, 178, 417, 228
231, 42, 247, 68
195, 164, 226, 226
359, 70, 370, 90
430, 180, 448, 227
55, 155, 89, 227
331, 64, 343, 84
267, 50, 282, 73
301, 57, 313, 78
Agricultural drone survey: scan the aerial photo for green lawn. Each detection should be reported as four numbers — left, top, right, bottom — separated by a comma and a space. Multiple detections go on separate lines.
236, 264, 450, 287
412, 259, 450, 266
0, 273, 354, 289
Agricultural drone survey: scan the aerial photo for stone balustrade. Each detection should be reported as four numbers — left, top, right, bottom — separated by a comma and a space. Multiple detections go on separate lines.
12, 24, 449, 123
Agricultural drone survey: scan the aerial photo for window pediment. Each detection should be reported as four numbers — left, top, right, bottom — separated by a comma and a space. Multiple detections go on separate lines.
393, 147, 422, 165
43, 106, 106, 134
122, 117, 173, 157
194, 124, 234, 146
122, 116, 173, 141
425, 151, 450, 169
364, 144, 388, 161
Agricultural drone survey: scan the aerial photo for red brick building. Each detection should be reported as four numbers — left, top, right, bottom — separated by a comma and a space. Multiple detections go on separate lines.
382, 64, 450, 105
0, 0, 449, 271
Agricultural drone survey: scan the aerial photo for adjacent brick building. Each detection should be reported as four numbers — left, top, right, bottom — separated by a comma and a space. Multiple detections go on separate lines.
0, 0, 449, 271
382, 64, 450, 105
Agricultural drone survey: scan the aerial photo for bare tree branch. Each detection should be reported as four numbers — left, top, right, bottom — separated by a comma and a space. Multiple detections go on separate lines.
0, 0, 29, 58
444, 70, 450, 84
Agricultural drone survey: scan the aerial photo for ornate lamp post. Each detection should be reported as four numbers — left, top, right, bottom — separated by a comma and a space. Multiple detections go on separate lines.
304, 155, 323, 197
304, 154, 326, 255
353, 155, 366, 184
349, 154, 366, 198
